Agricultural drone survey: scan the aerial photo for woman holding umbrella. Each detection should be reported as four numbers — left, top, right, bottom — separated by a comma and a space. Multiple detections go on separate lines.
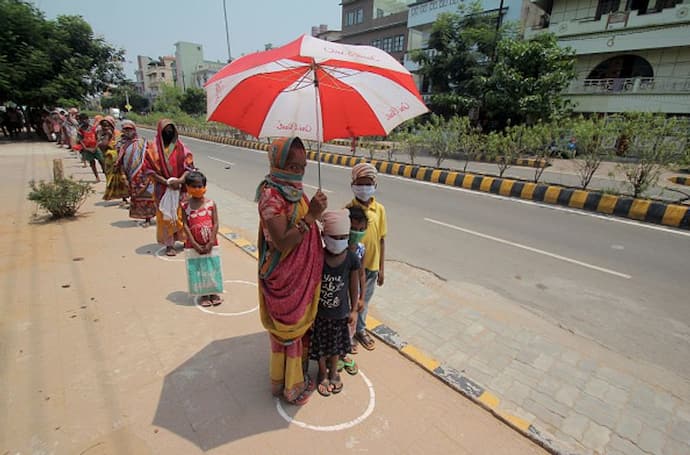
256, 136, 327, 405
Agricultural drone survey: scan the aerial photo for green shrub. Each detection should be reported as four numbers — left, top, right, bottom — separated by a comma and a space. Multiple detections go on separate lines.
28, 179, 93, 218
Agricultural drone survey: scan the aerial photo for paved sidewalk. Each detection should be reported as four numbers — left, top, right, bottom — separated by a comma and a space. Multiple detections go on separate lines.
202, 153, 690, 454
0, 141, 544, 454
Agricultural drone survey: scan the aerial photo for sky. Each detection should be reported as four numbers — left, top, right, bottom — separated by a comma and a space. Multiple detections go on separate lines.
34, 0, 343, 80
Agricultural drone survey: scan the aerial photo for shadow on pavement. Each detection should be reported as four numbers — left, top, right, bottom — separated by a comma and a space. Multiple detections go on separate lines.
135, 243, 161, 256
166, 290, 195, 306
96, 201, 121, 207
111, 219, 139, 229
153, 332, 289, 450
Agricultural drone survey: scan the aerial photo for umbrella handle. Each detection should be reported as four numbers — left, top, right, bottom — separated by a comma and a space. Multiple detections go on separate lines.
313, 61, 322, 190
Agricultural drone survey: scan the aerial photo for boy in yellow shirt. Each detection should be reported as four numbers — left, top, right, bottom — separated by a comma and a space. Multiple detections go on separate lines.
346, 163, 386, 351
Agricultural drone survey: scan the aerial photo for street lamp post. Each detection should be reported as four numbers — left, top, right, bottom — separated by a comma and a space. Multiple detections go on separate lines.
223, 0, 232, 62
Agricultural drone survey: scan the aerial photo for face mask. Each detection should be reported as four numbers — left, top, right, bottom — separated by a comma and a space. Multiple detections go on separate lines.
352, 184, 376, 201
188, 187, 206, 198
324, 236, 348, 254
349, 229, 365, 245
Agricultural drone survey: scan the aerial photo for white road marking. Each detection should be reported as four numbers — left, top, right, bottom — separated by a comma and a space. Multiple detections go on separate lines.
275, 370, 376, 431
155, 246, 185, 263
425, 217, 632, 279
303, 183, 332, 193
194, 280, 258, 316
208, 156, 235, 166
151, 130, 690, 238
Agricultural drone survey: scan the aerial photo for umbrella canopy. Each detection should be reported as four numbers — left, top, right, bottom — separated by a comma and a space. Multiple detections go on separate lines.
205, 34, 428, 142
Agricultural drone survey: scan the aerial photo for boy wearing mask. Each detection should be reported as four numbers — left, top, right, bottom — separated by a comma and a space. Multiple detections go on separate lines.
346, 163, 386, 351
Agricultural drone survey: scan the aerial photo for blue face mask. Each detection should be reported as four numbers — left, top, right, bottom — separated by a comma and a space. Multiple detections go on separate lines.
349, 229, 365, 245
352, 184, 376, 201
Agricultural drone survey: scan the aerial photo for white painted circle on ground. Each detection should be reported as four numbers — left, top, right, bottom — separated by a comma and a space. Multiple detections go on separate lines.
194, 280, 258, 316
155, 246, 185, 262
275, 370, 376, 431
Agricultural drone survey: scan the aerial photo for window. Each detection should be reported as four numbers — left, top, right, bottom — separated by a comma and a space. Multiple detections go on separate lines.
345, 11, 355, 26
393, 35, 405, 52
161, 72, 165, 78
376, 8, 384, 19
382, 37, 393, 53
356, 8, 364, 24
371, 39, 381, 48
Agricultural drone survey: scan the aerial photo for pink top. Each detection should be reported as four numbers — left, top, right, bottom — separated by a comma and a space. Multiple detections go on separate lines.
258, 186, 291, 245
182, 199, 218, 248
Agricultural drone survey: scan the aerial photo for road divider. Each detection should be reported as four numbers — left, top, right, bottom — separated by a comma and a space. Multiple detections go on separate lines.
668, 175, 690, 186
146, 127, 689, 231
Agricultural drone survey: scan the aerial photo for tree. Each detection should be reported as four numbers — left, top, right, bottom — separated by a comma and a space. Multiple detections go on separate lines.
180, 87, 206, 116
618, 113, 684, 198
411, 2, 501, 118
153, 84, 183, 113
0, 0, 125, 106
483, 34, 575, 129
570, 116, 613, 190
415, 114, 462, 168
101, 81, 149, 113
457, 116, 484, 172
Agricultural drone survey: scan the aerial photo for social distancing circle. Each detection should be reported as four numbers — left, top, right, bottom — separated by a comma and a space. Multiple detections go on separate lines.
193, 280, 258, 316
275, 370, 376, 431
155, 246, 185, 263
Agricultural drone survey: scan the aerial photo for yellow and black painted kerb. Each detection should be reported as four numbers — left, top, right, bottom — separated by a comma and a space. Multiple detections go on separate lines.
669, 176, 690, 187
169, 130, 689, 231
218, 225, 578, 455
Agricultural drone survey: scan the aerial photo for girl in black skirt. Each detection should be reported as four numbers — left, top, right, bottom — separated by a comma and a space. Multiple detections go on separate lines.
310, 210, 361, 397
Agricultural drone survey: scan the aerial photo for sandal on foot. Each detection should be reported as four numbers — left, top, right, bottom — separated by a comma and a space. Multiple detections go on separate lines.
338, 356, 358, 375
350, 343, 359, 355
330, 374, 343, 394
210, 295, 223, 306
199, 296, 213, 307
356, 331, 376, 351
317, 377, 332, 397
165, 246, 177, 257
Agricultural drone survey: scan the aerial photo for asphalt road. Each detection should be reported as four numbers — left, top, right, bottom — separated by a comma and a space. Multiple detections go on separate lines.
142, 130, 690, 379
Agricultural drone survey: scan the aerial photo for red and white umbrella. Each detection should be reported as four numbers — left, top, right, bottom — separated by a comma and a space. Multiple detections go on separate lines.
205, 34, 428, 143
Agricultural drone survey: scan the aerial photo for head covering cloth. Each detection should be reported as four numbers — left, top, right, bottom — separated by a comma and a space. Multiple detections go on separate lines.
255, 136, 305, 203
351, 162, 377, 184
322, 209, 351, 236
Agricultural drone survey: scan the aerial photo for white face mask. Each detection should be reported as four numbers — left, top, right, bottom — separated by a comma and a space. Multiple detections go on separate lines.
352, 184, 376, 201
324, 236, 348, 254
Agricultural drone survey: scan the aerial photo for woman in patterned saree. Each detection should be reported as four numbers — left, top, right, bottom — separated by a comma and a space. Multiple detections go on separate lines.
117, 120, 156, 225
256, 136, 327, 405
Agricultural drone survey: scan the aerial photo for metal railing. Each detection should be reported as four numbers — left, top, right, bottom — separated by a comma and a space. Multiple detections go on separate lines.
568, 77, 690, 94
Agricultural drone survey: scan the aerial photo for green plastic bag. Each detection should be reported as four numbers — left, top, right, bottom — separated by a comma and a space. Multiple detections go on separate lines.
186, 247, 224, 296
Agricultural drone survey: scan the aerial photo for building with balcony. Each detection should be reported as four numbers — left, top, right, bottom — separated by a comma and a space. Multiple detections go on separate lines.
191, 61, 226, 89
526, 0, 690, 114
136, 56, 176, 99
338, 0, 416, 63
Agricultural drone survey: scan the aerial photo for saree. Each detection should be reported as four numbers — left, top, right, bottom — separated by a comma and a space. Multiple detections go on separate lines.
103, 146, 130, 200
257, 136, 323, 403
144, 119, 194, 246
120, 137, 156, 219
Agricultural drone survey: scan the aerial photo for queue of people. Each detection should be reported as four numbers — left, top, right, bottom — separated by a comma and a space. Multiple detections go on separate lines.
64, 116, 388, 407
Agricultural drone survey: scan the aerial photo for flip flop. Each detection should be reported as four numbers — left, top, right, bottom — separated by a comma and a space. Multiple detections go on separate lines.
337, 357, 358, 375
210, 295, 223, 306
356, 331, 376, 351
165, 247, 177, 257
198, 297, 213, 307
317, 377, 332, 397
330, 374, 343, 394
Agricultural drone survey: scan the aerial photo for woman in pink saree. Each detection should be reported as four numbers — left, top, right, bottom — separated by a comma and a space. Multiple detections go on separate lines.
144, 119, 195, 256
257, 136, 327, 405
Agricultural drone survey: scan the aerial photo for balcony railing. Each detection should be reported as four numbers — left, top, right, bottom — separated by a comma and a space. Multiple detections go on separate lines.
568, 77, 690, 95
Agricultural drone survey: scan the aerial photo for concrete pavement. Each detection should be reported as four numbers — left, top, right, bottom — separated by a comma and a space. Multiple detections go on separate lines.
0, 140, 545, 454
171, 140, 690, 453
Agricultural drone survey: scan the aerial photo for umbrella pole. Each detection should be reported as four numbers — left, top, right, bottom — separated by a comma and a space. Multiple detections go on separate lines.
313, 63, 322, 190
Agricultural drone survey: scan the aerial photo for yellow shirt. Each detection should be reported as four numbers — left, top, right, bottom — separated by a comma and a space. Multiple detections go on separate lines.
347, 197, 387, 271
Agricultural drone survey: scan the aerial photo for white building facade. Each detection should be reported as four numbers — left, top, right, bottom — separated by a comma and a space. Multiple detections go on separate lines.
526, 0, 690, 114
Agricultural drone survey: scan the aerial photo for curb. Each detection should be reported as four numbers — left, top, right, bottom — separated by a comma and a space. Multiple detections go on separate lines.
668, 176, 690, 186
217, 225, 580, 455
151, 129, 690, 231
